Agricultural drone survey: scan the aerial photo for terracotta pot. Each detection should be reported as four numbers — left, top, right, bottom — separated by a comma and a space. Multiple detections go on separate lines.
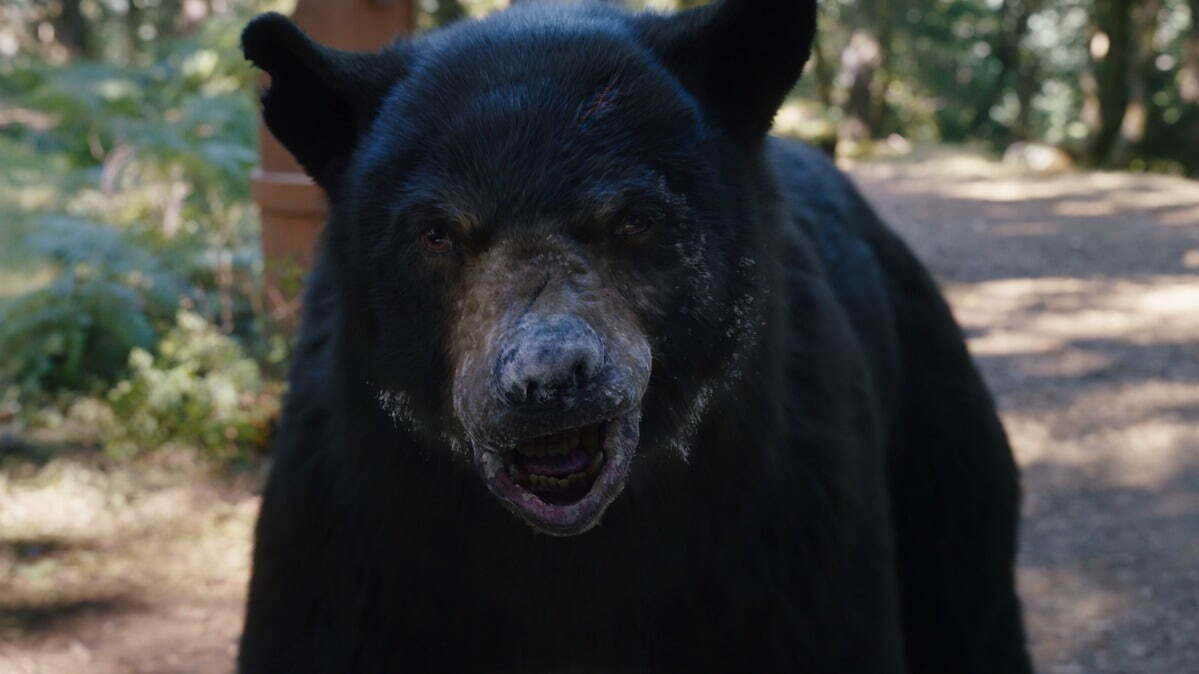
252, 0, 414, 329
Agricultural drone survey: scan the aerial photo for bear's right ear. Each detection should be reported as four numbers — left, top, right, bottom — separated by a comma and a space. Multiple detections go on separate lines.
637, 0, 817, 145
242, 13, 406, 190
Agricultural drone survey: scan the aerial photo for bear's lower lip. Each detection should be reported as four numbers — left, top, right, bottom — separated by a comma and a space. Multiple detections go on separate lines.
474, 409, 641, 536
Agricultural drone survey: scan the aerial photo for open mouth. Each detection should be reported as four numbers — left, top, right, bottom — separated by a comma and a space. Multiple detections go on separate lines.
475, 409, 640, 536
509, 422, 606, 504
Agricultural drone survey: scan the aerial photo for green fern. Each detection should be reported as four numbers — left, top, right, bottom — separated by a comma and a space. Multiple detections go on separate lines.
0, 275, 157, 392
0, 214, 199, 392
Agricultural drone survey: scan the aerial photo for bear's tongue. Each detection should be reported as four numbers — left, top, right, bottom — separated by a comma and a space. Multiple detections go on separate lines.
521, 448, 590, 477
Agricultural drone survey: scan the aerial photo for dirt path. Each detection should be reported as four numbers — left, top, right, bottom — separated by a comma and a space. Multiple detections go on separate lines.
0, 453, 257, 673
2, 150, 1197, 673
851, 151, 1199, 673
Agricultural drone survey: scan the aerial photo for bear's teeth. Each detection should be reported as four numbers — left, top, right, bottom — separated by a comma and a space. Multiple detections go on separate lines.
522, 472, 595, 491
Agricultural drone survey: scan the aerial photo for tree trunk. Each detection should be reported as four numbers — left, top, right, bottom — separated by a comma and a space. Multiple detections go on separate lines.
1108, 0, 1162, 167
840, 30, 881, 142
1185, 0, 1199, 107
970, 0, 1039, 141
1181, 0, 1199, 171
125, 0, 144, 60
838, 0, 893, 142
1013, 54, 1040, 142
55, 0, 94, 58
812, 32, 835, 110
870, 0, 895, 135
1085, 0, 1136, 165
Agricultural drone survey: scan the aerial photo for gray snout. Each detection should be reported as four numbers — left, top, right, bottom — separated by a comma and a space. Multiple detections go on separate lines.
496, 314, 604, 409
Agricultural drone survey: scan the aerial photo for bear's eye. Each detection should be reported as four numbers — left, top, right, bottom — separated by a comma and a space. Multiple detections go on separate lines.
420, 227, 452, 253
614, 217, 652, 238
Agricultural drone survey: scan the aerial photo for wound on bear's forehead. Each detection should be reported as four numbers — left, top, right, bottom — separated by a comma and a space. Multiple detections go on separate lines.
579, 73, 621, 124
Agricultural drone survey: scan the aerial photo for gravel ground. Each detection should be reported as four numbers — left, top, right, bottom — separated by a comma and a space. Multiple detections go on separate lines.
850, 150, 1199, 674
1, 150, 1196, 673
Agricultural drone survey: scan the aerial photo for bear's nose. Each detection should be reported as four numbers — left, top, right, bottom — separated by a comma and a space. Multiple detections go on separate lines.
496, 314, 604, 409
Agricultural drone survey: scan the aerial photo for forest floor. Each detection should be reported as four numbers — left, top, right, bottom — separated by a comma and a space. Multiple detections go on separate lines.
2, 148, 1197, 673
851, 150, 1199, 673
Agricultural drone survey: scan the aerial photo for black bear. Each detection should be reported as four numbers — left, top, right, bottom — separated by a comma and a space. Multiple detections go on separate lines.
238, 1, 1032, 672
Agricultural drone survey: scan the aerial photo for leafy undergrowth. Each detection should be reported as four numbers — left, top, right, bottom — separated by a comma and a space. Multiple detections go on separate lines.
0, 3, 289, 466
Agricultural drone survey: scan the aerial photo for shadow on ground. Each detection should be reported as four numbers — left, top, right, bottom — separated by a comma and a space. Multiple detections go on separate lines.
850, 154, 1199, 284
1019, 457, 1199, 673
1, 598, 129, 639
0, 452, 257, 673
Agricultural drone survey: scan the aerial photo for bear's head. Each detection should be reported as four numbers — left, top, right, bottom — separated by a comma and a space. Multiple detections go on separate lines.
242, 0, 816, 535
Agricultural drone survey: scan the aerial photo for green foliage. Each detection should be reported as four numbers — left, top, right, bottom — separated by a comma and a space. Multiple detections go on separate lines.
103, 310, 280, 462
781, 0, 1199, 174
28, 215, 193, 312
0, 1, 284, 461
0, 276, 157, 392
0, 212, 197, 392
2, 0, 1195, 465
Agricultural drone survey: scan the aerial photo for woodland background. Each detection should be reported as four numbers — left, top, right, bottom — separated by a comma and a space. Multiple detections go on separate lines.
1, 1, 1198, 672
0, 0, 1196, 462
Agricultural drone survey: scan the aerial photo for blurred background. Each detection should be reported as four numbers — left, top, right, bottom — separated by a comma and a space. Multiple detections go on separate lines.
0, 0, 1196, 672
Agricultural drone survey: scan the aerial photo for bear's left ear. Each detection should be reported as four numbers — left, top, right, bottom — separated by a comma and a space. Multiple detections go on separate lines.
242, 13, 407, 191
637, 0, 817, 144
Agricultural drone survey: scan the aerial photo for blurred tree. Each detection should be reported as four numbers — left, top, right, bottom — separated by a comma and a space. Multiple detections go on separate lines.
969, 0, 1039, 142
433, 0, 466, 26
1107, 0, 1164, 166
4, 0, 1199, 188
52, 0, 94, 58
1012, 2, 1043, 141
1183, 0, 1199, 167
1084, 0, 1137, 165
838, 0, 894, 141
811, 31, 836, 109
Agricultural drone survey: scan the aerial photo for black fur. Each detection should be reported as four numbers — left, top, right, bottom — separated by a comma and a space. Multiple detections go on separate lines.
239, 2, 1031, 672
